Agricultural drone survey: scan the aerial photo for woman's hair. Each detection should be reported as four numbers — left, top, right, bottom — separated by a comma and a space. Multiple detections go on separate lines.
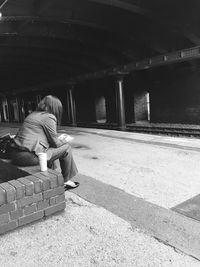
37, 95, 63, 124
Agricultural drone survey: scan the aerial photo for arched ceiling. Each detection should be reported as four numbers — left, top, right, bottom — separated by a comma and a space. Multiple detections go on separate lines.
0, 0, 198, 92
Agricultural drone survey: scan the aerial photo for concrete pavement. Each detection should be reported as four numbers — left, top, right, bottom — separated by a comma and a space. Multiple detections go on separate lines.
0, 192, 199, 267
0, 124, 200, 265
65, 127, 200, 209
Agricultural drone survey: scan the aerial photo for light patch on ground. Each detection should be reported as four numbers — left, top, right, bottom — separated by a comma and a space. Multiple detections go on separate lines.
72, 132, 200, 208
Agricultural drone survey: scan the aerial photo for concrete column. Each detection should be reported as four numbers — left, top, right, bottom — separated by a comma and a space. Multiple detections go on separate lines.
68, 87, 77, 126
115, 75, 126, 130
20, 98, 25, 122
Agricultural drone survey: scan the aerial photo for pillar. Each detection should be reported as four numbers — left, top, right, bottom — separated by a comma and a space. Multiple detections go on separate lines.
115, 74, 126, 130
68, 86, 77, 126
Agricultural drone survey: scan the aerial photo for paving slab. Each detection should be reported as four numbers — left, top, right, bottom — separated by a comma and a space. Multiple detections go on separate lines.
172, 194, 200, 221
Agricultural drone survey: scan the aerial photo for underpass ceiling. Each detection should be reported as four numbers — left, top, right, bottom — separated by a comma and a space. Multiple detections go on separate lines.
0, 0, 198, 92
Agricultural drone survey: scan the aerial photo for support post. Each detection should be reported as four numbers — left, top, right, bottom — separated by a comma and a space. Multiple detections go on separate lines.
68, 85, 77, 127
115, 74, 127, 130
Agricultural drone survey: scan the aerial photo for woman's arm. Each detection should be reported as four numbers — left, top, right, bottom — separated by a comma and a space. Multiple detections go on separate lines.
42, 114, 67, 148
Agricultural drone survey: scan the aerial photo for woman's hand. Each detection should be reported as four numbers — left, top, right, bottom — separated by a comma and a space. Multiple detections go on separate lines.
58, 134, 74, 143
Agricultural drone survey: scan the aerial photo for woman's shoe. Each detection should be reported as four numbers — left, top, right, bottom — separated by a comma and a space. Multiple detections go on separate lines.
64, 181, 80, 190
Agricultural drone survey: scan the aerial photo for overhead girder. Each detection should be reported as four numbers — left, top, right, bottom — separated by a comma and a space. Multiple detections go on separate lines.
87, 0, 148, 16
86, 0, 196, 49
0, 61, 85, 76
0, 37, 116, 73
0, 46, 110, 73
0, 0, 197, 92
87, 0, 200, 48
0, 53, 99, 77
0, 40, 111, 72
0, 36, 125, 68
0, 0, 192, 55
0, 19, 130, 66
72, 45, 200, 82
0, 35, 124, 67
0, 62, 87, 92
0, 8, 189, 55
0, 0, 197, 50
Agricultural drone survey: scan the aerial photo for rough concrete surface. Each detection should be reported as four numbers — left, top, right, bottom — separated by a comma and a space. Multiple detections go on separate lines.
1, 126, 200, 265
69, 129, 200, 208
0, 192, 199, 267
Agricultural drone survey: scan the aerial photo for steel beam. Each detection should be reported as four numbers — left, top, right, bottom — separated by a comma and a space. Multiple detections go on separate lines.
73, 46, 200, 82
87, 0, 148, 16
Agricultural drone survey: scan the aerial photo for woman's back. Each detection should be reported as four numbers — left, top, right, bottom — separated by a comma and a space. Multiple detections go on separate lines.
13, 111, 57, 154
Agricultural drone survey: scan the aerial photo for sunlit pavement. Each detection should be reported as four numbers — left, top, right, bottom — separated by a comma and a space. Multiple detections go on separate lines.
0, 124, 200, 266
63, 126, 200, 209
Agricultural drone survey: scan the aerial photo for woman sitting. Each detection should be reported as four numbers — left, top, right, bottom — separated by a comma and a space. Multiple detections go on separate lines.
10, 95, 79, 190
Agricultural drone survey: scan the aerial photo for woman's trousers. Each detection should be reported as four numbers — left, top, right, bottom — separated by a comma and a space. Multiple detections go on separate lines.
10, 143, 78, 182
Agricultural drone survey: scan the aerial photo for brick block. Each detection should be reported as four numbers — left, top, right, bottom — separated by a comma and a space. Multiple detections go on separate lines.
0, 221, 18, 235
0, 183, 16, 203
49, 196, 57, 206
0, 213, 9, 225
43, 187, 65, 199
34, 173, 50, 191
37, 200, 49, 211
17, 193, 43, 208
57, 175, 64, 186
0, 203, 15, 215
18, 177, 34, 196
24, 204, 37, 215
50, 194, 65, 206
27, 176, 42, 193
44, 202, 66, 217
8, 180, 25, 200
18, 210, 44, 226
48, 169, 64, 186
0, 187, 6, 206
10, 209, 23, 220
41, 171, 58, 189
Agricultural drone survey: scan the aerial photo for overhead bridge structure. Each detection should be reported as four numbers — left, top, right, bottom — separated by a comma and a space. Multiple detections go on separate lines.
0, 0, 200, 133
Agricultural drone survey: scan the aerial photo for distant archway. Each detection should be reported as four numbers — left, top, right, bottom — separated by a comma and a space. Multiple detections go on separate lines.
134, 91, 150, 122
95, 96, 107, 123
